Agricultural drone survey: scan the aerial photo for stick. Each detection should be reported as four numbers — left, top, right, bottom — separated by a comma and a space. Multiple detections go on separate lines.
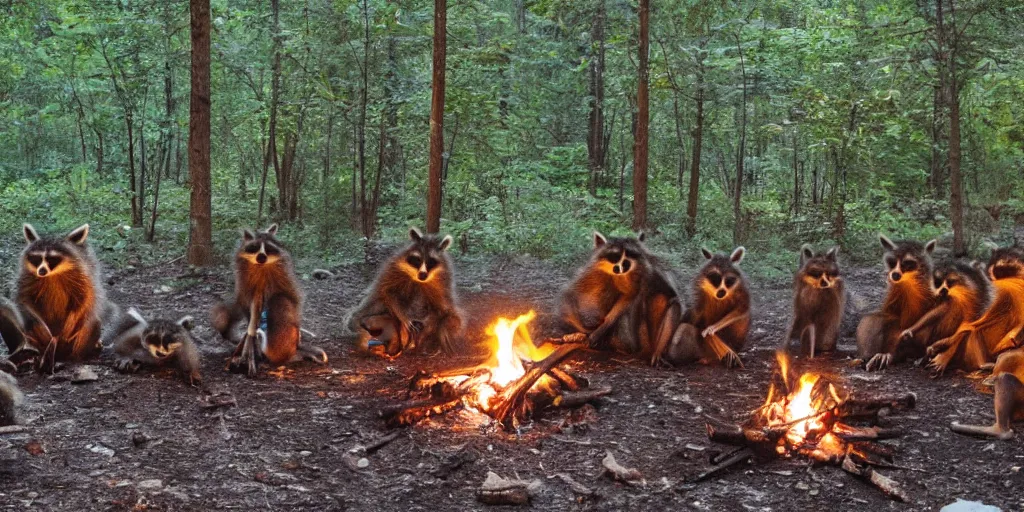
693, 448, 753, 482
381, 371, 492, 428
832, 423, 904, 442
539, 333, 588, 346
548, 367, 580, 392
837, 393, 916, 418
0, 425, 28, 435
841, 454, 909, 502
553, 386, 612, 408
491, 344, 583, 426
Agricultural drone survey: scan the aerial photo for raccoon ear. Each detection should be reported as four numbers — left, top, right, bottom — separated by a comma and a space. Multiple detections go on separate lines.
593, 231, 607, 248
66, 224, 89, 245
23, 224, 39, 243
439, 235, 453, 252
800, 244, 814, 263
242, 229, 256, 242
924, 239, 937, 254
265, 223, 279, 236
409, 227, 423, 242
700, 247, 713, 260
879, 234, 896, 252
825, 246, 840, 261
177, 315, 195, 331
636, 231, 646, 242
730, 246, 746, 264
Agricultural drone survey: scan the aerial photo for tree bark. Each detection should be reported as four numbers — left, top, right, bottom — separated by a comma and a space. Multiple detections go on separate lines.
631, 0, 649, 232
267, 0, 282, 221
733, 33, 748, 245
686, 44, 706, 238
126, 110, 141, 227
358, 0, 371, 237
942, 0, 965, 255
426, 0, 447, 233
187, 0, 213, 266
586, 0, 606, 196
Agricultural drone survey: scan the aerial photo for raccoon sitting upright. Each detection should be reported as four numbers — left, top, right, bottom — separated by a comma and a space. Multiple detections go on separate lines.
0, 224, 117, 372
857, 235, 936, 371
211, 224, 327, 377
898, 260, 989, 354
559, 231, 680, 365
666, 247, 750, 369
783, 245, 845, 358
110, 308, 202, 386
346, 228, 464, 357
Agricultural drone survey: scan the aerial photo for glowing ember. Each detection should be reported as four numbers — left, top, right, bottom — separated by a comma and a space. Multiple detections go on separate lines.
486, 311, 534, 387
756, 352, 845, 455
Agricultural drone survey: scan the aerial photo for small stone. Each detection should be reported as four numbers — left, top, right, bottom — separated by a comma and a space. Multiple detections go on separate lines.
940, 499, 1002, 512
299, 451, 312, 457
356, 458, 369, 469
1012, 466, 1021, 473
71, 367, 99, 384
983, 443, 996, 452
88, 443, 115, 457
26, 492, 38, 499
794, 482, 810, 491
138, 479, 163, 490
809, 489, 820, 496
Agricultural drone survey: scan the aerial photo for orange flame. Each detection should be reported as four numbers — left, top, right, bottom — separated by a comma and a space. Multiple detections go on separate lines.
485, 311, 535, 387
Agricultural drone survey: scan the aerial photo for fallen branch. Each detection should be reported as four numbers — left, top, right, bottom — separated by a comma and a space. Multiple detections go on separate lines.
841, 454, 909, 502
477, 472, 539, 505
553, 386, 612, 409
382, 371, 491, 428
0, 425, 28, 435
602, 451, 643, 486
693, 448, 752, 482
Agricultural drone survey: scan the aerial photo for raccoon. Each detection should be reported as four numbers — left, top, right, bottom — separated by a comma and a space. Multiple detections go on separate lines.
950, 347, 1024, 440
665, 247, 751, 369
0, 224, 117, 372
346, 228, 464, 357
559, 231, 681, 364
0, 370, 22, 427
211, 224, 327, 377
898, 260, 990, 353
110, 308, 202, 386
928, 247, 1024, 373
857, 235, 936, 371
784, 245, 845, 358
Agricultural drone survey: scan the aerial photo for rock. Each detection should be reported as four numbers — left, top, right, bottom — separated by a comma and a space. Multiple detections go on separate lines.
71, 367, 99, 384
87, 443, 115, 457
477, 471, 542, 506
137, 479, 163, 491
356, 458, 370, 469
794, 481, 810, 491
940, 500, 1002, 512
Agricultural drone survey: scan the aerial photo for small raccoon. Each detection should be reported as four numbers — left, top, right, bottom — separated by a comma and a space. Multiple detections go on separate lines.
0, 224, 117, 372
898, 260, 989, 353
0, 370, 22, 427
950, 347, 1024, 440
928, 247, 1024, 373
666, 247, 751, 369
346, 228, 464, 357
857, 235, 936, 371
783, 245, 845, 358
211, 224, 327, 377
110, 308, 202, 386
559, 231, 681, 364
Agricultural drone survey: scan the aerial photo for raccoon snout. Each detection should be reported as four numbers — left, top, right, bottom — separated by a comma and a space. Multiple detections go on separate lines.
256, 253, 268, 264
621, 260, 632, 272
890, 271, 902, 282
819, 278, 830, 288
37, 267, 48, 277
939, 288, 949, 297
613, 265, 622, 274
417, 271, 428, 281
715, 289, 727, 299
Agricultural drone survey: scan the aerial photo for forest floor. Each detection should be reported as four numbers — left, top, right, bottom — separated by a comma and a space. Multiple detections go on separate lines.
0, 252, 1021, 511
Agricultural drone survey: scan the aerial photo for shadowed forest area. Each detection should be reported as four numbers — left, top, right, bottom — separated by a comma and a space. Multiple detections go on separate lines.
1, 0, 1022, 271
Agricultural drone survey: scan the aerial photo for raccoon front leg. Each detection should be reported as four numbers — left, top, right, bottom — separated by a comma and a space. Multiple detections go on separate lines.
900, 304, 947, 346
228, 299, 262, 377
701, 310, 748, 369
951, 372, 1024, 440
586, 298, 633, 349
174, 340, 203, 386
857, 313, 893, 371
648, 297, 682, 366
801, 325, 817, 359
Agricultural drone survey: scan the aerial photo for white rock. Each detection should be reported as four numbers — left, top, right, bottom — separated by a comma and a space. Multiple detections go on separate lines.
138, 479, 163, 490
940, 500, 1002, 512
356, 457, 370, 469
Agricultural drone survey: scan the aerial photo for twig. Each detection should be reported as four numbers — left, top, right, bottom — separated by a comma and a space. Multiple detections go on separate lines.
694, 448, 752, 482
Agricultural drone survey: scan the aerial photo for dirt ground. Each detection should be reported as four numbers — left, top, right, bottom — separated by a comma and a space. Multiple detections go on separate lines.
0, 252, 1022, 511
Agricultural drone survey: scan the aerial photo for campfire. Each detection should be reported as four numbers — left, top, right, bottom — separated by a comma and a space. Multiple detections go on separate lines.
381, 311, 609, 430
701, 352, 916, 501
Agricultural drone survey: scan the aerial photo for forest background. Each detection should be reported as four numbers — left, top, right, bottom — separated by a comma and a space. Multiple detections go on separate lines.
1, 0, 1022, 278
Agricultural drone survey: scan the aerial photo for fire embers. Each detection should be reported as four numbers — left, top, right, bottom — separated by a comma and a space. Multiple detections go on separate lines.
382, 312, 608, 430
701, 352, 917, 501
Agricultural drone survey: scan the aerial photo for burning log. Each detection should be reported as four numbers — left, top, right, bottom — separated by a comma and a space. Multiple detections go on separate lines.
698, 352, 914, 501
381, 311, 609, 429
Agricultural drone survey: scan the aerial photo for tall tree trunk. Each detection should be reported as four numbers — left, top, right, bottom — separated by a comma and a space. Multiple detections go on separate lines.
586, 0, 606, 196
187, 0, 213, 266
358, 0, 371, 237
792, 129, 800, 214
267, 0, 282, 221
126, 110, 142, 227
631, 0, 649, 232
733, 33, 748, 245
930, 85, 946, 196
686, 48, 705, 238
942, 0, 965, 255
426, 0, 447, 233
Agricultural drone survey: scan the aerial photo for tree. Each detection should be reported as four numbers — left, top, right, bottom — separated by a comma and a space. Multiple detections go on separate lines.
426, 0, 446, 234
187, 0, 212, 266
733, 32, 748, 245
631, 0, 649, 232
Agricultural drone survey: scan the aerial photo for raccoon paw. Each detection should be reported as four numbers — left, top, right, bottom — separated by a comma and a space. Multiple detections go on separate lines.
115, 358, 142, 373
899, 329, 914, 342
928, 351, 954, 376
186, 371, 202, 387
721, 350, 744, 369
866, 352, 893, 372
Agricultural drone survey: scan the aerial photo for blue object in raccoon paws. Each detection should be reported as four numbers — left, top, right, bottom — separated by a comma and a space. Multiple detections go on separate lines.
259, 309, 269, 331
367, 339, 384, 348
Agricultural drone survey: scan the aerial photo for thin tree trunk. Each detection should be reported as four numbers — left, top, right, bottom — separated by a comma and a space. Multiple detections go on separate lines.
586, 0, 606, 196
733, 33, 748, 245
686, 50, 705, 238
426, 0, 447, 233
126, 110, 142, 226
187, 0, 213, 266
943, 0, 965, 255
631, 0, 649, 232
358, 0, 370, 236
267, 0, 282, 221
792, 129, 800, 214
